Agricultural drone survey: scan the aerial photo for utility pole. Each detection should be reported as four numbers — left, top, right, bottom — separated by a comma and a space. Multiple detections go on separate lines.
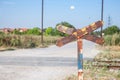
41, 0, 44, 46
101, 0, 104, 37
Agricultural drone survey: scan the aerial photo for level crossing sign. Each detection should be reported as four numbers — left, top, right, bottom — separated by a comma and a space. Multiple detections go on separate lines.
56, 21, 104, 80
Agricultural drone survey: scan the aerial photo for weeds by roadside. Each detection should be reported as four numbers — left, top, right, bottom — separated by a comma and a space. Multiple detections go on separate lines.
0, 34, 60, 50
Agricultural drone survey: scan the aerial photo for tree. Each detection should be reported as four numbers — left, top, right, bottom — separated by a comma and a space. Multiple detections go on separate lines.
45, 27, 54, 36
27, 27, 41, 35
103, 25, 120, 35
56, 21, 75, 28
13, 29, 21, 35
54, 28, 67, 36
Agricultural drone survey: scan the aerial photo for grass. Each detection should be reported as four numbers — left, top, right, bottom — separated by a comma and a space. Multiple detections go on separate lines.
0, 47, 16, 51
64, 61, 120, 80
104, 33, 120, 46
64, 46, 120, 80
0, 34, 61, 50
95, 46, 120, 60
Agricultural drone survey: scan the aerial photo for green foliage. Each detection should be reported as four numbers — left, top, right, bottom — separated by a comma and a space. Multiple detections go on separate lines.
117, 71, 120, 78
103, 25, 120, 35
40, 22, 73, 36
104, 35, 112, 46
93, 25, 120, 36
13, 29, 21, 35
45, 27, 54, 36
54, 28, 67, 36
10, 35, 21, 47
45, 26, 69, 36
0, 34, 4, 46
104, 33, 120, 46
11, 27, 41, 35
26, 27, 41, 35
0, 31, 4, 35
56, 21, 75, 28
91, 31, 101, 36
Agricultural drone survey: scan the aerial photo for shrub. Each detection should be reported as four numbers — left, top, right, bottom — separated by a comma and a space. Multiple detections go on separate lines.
104, 33, 120, 46
112, 33, 120, 46
26, 27, 41, 35
45, 27, 54, 36
103, 25, 120, 35
104, 35, 112, 46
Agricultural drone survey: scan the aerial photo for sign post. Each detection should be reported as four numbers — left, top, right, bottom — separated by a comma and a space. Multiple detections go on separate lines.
77, 38, 83, 80
56, 21, 104, 80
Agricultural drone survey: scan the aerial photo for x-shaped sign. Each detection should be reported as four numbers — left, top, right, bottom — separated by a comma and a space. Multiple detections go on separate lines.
56, 21, 104, 80
56, 21, 104, 47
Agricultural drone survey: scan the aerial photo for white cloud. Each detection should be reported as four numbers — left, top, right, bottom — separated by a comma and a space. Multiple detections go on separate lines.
70, 5, 75, 10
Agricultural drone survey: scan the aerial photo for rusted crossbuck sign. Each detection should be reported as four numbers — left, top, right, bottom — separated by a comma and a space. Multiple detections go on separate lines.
56, 21, 104, 80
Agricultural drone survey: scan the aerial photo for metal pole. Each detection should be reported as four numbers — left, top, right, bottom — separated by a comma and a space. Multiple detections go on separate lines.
77, 38, 83, 80
41, 0, 44, 46
101, 0, 104, 37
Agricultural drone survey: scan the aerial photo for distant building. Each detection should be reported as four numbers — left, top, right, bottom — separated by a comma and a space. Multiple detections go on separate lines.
0, 28, 28, 34
18, 28, 28, 32
2, 28, 14, 34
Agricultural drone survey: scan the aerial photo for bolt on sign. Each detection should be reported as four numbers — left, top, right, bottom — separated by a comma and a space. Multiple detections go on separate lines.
56, 21, 104, 80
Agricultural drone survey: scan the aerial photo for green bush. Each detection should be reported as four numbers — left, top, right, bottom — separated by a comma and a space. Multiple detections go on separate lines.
45, 27, 55, 36
104, 35, 112, 46
103, 25, 120, 35
26, 27, 41, 35
10, 35, 21, 47
104, 33, 120, 46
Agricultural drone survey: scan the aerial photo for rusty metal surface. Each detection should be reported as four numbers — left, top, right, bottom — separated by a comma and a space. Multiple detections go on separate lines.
78, 71, 83, 80
77, 39, 83, 80
56, 21, 104, 47
75, 21, 103, 37
56, 35, 76, 47
56, 34, 104, 47
82, 35, 104, 45
56, 21, 104, 80
56, 25, 76, 35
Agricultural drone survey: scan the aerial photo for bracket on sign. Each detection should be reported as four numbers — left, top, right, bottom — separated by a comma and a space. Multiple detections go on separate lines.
56, 21, 104, 80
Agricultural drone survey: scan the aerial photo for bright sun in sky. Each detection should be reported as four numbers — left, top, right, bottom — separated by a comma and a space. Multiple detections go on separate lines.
70, 5, 75, 10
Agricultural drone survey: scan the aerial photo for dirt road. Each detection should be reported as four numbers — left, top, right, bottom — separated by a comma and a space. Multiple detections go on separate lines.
0, 40, 100, 80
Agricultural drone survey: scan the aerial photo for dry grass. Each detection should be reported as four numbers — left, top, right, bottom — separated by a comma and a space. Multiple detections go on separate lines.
97, 46, 120, 51
95, 46, 120, 60
0, 34, 60, 50
64, 46, 120, 80
64, 66, 120, 80
104, 34, 120, 46
64, 61, 120, 80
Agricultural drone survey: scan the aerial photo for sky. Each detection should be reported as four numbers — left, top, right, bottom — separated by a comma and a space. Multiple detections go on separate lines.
0, 0, 120, 29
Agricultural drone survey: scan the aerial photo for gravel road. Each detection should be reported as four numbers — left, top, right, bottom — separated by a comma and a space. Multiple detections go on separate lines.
0, 40, 100, 80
